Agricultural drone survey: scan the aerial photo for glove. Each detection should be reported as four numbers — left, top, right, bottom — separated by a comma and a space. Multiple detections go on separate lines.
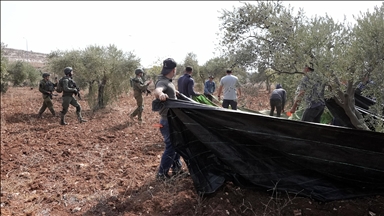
73, 88, 78, 94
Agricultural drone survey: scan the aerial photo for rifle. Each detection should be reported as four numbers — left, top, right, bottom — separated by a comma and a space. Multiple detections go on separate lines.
142, 70, 152, 96
72, 82, 82, 100
75, 87, 81, 100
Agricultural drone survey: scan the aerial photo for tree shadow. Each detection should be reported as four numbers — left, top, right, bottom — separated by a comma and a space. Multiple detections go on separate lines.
108, 121, 134, 132
4, 113, 42, 124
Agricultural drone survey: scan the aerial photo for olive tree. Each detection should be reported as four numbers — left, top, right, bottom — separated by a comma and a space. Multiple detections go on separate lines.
1, 42, 9, 93
47, 45, 140, 110
218, 1, 384, 131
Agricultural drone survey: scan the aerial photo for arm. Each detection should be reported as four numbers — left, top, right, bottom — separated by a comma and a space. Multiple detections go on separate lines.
188, 79, 199, 96
62, 79, 77, 93
38, 81, 46, 94
154, 87, 168, 101
290, 90, 304, 113
135, 80, 151, 92
204, 81, 209, 94
217, 85, 223, 99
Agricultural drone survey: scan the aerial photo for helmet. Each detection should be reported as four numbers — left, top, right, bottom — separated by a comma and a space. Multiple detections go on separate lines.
42, 73, 50, 78
135, 68, 144, 75
64, 67, 73, 75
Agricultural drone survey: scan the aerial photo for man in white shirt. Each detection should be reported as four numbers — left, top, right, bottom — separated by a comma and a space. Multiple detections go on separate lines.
217, 69, 241, 110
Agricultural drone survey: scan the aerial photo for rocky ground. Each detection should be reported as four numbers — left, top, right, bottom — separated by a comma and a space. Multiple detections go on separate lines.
1, 86, 383, 216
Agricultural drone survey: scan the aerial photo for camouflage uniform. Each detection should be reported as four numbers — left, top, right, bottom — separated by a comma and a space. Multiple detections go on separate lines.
38, 78, 57, 117
130, 76, 150, 121
60, 76, 86, 125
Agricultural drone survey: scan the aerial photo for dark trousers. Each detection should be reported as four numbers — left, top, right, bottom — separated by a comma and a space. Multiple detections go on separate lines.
204, 93, 213, 101
302, 105, 325, 123
158, 118, 182, 175
222, 99, 237, 110
270, 98, 282, 117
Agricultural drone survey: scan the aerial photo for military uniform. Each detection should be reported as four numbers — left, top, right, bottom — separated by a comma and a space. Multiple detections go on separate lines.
130, 76, 150, 121
59, 68, 87, 125
38, 78, 57, 117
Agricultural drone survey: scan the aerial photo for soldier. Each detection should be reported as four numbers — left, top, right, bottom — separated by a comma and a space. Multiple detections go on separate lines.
59, 67, 87, 125
129, 68, 152, 122
37, 72, 57, 118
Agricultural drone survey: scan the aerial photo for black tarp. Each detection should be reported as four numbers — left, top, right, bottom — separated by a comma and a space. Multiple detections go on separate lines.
158, 98, 384, 202
325, 93, 384, 130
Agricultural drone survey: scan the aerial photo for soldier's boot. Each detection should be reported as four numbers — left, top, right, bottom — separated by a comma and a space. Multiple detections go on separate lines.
138, 113, 143, 122
79, 118, 87, 123
37, 113, 43, 119
49, 108, 56, 117
60, 112, 68, 125
77, 112, 87, 123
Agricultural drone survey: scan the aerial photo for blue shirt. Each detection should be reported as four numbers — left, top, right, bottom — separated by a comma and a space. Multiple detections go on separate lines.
204, 80, 216, 94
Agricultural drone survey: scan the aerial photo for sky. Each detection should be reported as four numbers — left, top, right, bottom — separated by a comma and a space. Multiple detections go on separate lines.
1, 1, 382, 68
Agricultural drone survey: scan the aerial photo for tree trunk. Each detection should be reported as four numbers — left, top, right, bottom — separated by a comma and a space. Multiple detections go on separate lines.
97, 76, 107, 109
334, 81, 369, 130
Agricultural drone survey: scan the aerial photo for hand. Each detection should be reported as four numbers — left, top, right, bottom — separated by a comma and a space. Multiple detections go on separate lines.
159, 93, 168, 101
73, 88, 78, 94
289, 108, 295, 114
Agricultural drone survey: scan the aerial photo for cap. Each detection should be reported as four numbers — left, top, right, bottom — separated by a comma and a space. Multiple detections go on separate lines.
161, 58, 177, 75
208, 75, 214, 78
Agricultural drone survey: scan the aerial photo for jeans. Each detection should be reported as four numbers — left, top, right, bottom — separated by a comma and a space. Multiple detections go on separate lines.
302, 105, 325, 123
222, 99, 238, 110
158, 118, 182, 175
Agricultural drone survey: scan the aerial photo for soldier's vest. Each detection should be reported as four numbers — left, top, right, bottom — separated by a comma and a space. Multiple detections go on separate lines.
40, 80, 54, 93
60, 77, 77, 97
132, 77, 144, 93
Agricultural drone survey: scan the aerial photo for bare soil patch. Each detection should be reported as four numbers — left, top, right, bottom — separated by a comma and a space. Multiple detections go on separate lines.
1, 87, 383, 216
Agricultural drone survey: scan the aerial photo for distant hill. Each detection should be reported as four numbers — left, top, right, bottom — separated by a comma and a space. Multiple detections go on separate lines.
3, 48, 48, 69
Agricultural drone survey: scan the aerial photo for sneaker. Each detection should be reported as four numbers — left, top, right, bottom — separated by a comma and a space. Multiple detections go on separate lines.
129, 115, 134, 121
156, 173, 171, 181
79, 119, 87, 123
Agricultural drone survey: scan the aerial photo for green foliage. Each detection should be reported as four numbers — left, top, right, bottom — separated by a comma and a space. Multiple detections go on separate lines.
7, 61, 27, 86
182, 53, 202, 83
25, 63, 40, 86
144, 58, 163, 82
7, 60, 40, 87
47, 44, 140, 110
218, 1, 384, 131
1, 42, 9, 93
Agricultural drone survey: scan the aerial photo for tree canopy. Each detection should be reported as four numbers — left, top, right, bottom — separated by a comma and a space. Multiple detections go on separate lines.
218, 1, 384, 131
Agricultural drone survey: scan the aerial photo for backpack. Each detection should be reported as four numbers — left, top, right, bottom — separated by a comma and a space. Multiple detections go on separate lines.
56, 77, 66, 93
